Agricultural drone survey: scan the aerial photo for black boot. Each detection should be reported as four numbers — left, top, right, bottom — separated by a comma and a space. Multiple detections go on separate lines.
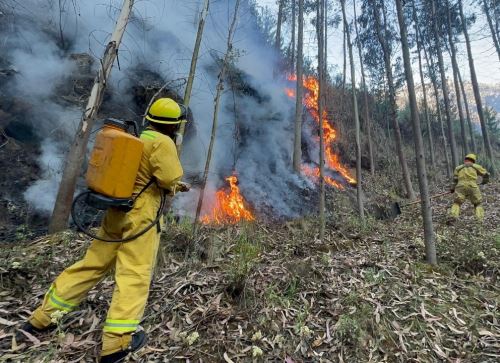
16, 322, 55, 342
100, 331, 148, 363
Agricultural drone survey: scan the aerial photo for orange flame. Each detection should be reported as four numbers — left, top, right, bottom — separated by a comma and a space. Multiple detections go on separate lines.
286, 75, 356, 186
200, 175, 255, 225
301, 165, 345, 190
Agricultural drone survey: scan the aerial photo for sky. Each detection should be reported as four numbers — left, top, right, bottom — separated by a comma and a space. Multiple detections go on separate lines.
256, 0, 500, 86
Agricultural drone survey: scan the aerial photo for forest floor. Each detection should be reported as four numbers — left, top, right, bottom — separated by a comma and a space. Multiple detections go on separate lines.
0, 177, 499, 362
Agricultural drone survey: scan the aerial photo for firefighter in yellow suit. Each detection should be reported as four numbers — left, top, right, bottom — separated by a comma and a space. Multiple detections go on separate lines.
449, 153, 490, 221
21, 98, 189, 363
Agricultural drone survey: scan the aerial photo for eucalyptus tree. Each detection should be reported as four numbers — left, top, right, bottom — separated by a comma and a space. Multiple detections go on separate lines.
395, 0, 436, 265
459, 0, 495, 166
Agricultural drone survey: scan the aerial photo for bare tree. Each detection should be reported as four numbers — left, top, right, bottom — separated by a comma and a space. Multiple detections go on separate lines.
459, 0, 495, 166
177, 0, 210, 154
194, 0, 241, 227
372, 0, 416, 199
49, 0, 134, 233
396, 0, 436, 265
342, 0, 364, 218
293, 0, 304, 173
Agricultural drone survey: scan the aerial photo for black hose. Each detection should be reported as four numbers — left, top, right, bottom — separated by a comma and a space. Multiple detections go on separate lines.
71, 190, 166, 243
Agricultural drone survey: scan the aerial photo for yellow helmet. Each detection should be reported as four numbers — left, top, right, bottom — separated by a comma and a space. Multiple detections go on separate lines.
465, 153, 477, 162
146, 98, 186, 124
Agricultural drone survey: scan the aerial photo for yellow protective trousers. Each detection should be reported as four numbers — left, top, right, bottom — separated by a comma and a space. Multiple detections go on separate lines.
30, 191, 161, 356
450, 184, 484, 220
30, 129, 182, 357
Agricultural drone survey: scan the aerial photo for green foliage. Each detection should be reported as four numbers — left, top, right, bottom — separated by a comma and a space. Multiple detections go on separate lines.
226, 226, 261, 298
484, 106, 500, 143
436, 227, 500, 276
335, 314, 362, 344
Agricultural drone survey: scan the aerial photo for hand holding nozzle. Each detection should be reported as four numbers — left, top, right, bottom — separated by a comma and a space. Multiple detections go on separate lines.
176, 181, 191, 193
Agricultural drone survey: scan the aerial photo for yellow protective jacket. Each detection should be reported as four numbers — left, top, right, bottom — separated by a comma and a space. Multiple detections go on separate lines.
30, 128, 183, 357
453, 163, 489, 188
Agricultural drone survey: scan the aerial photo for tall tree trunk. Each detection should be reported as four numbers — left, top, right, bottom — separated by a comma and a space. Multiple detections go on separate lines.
317, 0, 326, 240
177, 0, 209, 155
342, 0, 364, 218
49, 0, 134, 233
396, 0, 436, 265
457, 67, 477, 151
459, 0, 495, 166
483, 0, 500, 62
293, 0, 304, 173
372, 0, 416, 199
342, 24, 347, 90
276, 0, 284, 50
446, 1, 468, 157
431, 1, 459, 168
194, 0, 241, 226
291, 0, 296, 70
412, 0, 435, 168
424, 45, 451, 177
353, 0, 375, 175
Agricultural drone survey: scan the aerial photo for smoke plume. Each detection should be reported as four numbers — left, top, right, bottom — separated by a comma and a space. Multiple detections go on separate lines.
0, 0, 312, 220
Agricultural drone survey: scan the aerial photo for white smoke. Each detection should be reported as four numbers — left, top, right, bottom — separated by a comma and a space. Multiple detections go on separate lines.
2, 0, 310, 219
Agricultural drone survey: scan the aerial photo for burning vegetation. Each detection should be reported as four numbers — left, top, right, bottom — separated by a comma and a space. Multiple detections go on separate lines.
287, 75, 356, 187
200, 175, 255, 225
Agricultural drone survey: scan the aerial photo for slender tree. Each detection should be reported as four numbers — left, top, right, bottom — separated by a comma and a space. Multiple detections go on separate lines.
353, 0, 375, 175
431, 0, 459, 168
317, 0, 326, 240
396, 0, 436, 265
372, 0, 416, 199
293, 0, 304, 173
342, 0, 364, 218
412, 0, 435, 168
446, 0, 468, 156
194, 0, 241, 227
424, 42, 452, 176
276, 0, 284, 50
482, 0, 500, 62
177, 0, 210, 154
457, 67, 477, 151
342, 23, 347, 90
459, 0, 495, 166
290, 0, 296, 70
49, 0, 134, 233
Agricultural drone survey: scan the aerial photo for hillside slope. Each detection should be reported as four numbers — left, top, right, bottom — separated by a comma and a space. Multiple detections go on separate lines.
1, 181, 499, 362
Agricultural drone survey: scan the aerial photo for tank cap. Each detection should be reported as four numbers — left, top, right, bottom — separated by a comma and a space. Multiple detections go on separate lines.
104, 118, 127, 130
